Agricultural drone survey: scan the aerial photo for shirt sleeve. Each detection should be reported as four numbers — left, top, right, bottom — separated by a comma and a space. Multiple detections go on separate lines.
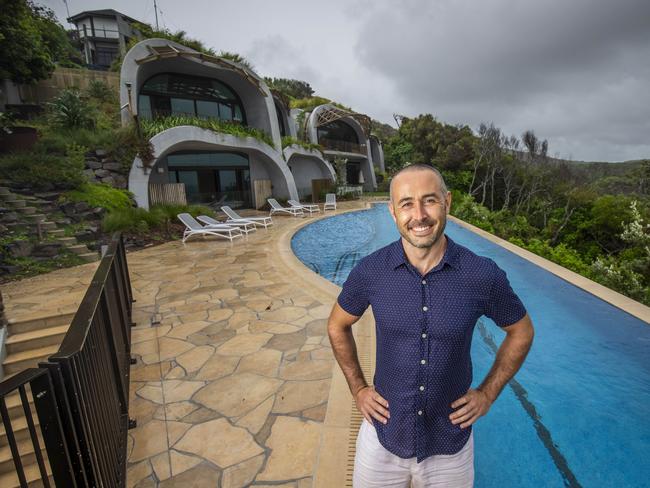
337, 261, 370, 317
484, 263, 527, 328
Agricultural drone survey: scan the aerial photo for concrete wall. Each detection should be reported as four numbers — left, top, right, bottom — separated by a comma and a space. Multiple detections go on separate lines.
129, 126, 298, 209
369, 136, 385, 173
120, 39, 282, 148
284, 147, 336, 199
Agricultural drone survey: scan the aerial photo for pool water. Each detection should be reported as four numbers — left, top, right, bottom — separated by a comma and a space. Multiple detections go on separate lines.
291, 204, 650, 488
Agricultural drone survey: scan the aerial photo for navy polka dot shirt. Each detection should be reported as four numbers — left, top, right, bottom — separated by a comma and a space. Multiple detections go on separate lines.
338, 235, 527, 462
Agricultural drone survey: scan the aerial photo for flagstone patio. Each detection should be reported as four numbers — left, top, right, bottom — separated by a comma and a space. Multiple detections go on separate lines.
2, 201, 375, 487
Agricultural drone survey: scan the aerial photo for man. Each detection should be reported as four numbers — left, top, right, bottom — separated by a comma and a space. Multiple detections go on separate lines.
328, 164, 534, 487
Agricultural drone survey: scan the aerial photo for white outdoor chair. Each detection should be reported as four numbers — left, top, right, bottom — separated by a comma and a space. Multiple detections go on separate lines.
288, 199, 320, 214
267, 198, 304, 217
177, 213, 242, 243
197, 215, 256, 234
221, 206, 274, 228
324, 193, 337, 210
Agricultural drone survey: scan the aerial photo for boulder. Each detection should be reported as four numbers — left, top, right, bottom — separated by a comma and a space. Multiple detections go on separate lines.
94, 169, 111, 178
102, 162, 122, 171
83, 169, 97, 180
32, 242, 63, 258
0, 223, 7, 233
0, 212, 18, 223
100, 176, 115, 186
5, 240, 33, 258
74, 201, 89, 213
85, 161, 102, 170
95, 149, 107, 157
113, 175, 127, 189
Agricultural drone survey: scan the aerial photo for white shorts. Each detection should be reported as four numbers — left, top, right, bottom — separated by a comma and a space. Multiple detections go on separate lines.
353, 419, 474, 488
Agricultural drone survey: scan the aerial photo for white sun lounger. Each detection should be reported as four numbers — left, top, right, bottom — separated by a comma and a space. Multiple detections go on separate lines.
268, 198, 304, 217
324, 193, 337, 210
197, 215, 256, 234
178, 213, 242, 243
288, 199, 320, 214
221, 206, 274, 228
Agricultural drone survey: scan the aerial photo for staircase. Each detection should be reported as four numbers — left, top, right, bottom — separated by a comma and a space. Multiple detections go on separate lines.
0, 186, 99, 263
0, 312, 75, 487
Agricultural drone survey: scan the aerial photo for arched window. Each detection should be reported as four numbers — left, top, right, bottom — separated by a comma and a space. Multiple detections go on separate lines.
317, 120, 359, 144
138, 73, 245, 123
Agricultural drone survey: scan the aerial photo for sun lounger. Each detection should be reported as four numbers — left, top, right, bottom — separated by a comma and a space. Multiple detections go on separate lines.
221, 206, 274, 228
288, 199, 320, 214
324, 193, 337, 210
197, 215, 256, 234
268, 198, 304, 217
177, 213, 242, 243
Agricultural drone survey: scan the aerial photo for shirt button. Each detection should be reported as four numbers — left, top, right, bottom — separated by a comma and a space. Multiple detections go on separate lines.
418, 410, 423, 416
420, 359, 426, 365
421, 280, 426, 285
421, 333, 427, 338
422, 306, 428, 311
419, 385, 425, 391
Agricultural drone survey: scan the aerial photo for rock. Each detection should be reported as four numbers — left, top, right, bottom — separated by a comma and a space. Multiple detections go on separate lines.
94, 169, 111, 178
100, 176, 115, 186
92, 207, 106, 218
0, 223, 7, 233
95, 148, 107, 157
5, 240, 33, 258
32, 242, 63, 258
74, 201, 89, 213
83, 169, 97, 180
0, 265, 21, 275
60, 202, 76, 216
113, 175, 127, 189
74, 228, 98, 242
85, 161, 102, 170
102, 162, 122, 171
0, 212, 18, 223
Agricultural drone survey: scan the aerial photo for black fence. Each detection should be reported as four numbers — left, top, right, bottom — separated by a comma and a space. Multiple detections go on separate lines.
0, 232, 134, 487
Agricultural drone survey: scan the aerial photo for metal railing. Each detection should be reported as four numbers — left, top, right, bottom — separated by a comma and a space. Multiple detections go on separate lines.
0, 232, 134, 487
77, 25, 120, 39
319, 138, 367, 155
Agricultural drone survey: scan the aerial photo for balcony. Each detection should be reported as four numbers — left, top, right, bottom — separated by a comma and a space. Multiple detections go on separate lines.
319, 138, 367, 155
76, 25, 120, 39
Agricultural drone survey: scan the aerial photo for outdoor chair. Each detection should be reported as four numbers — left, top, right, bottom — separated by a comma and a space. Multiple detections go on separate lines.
288, 199, 320, 214
197, 215, 256, 234
324, 193, 337, 210
267, 198, 304, 217
177, 213, 242, 243
221, 206, 274, 228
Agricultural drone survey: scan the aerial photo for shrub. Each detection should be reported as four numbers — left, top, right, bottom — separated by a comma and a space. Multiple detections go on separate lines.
0, 144, 85, 190
107, 125, 155, 171
47, 88, 95, 129
102, 204, 214, 233
140, 116, 274, 148
290, 97, 331, 111
62, 183, 133, 212
450, 190, 494, 232
281, 136, 323, 154
85, 80, 115, 103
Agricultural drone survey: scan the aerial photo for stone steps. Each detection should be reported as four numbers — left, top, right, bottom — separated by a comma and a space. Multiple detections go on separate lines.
78, 252, 99, 263
2, 344, 60, 376
4, 324, 69, 355
6, 312, 74, 335
0, 438, 48, 476
0, 458, 52, 488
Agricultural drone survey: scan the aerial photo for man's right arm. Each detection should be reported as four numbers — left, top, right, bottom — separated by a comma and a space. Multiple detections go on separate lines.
328, 302, 390, 424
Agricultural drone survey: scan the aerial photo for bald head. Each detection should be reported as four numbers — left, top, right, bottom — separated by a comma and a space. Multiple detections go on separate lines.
389, 164, 448, 202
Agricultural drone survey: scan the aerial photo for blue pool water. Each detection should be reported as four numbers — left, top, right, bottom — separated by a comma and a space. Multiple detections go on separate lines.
291, 204, 650, 488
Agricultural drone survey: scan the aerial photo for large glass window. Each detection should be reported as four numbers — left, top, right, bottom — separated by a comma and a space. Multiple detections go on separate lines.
138, 73, 246, 123
317, 120, 359, 144
166, 151, 251, 208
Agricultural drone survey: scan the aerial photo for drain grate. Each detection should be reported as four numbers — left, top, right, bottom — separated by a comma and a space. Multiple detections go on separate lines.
345, 345, 372, 486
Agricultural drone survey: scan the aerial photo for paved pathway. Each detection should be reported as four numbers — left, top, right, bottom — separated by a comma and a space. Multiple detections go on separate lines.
2, 202, 369, 487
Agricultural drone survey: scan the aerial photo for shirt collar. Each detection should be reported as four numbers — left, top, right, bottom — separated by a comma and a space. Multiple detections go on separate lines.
389, 235, 461, 271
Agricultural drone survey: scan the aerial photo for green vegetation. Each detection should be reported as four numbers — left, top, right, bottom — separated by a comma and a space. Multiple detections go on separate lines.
264, 78, 314, 99
281, 136, 323, 154
383, 114, 650, 305
102, 204, 214, 233
47, 88, 95, 128
62, 183, 133, 212
290, 96, 332, 111
2, 251, 86, 281
0, 0, 80, 84
140, 115, 275, 148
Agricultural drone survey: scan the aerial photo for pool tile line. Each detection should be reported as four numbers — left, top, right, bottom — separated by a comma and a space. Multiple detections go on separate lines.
478, 321, 583, 488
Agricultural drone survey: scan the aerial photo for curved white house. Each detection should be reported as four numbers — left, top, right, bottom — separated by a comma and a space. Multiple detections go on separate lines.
120, 39, 383, 209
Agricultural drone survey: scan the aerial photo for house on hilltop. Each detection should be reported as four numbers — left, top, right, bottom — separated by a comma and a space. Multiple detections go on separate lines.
68, 9, 143, 70
120, 38, 384, 209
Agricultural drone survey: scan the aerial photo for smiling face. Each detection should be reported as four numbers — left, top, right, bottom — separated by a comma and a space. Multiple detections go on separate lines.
388, 168, 451, 250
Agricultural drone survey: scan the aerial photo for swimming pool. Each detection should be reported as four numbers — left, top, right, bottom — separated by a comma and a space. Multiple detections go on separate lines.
291, 203, 650, 488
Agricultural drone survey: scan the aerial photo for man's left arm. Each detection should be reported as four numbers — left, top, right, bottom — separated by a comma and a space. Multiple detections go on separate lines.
449, 313, 534, 429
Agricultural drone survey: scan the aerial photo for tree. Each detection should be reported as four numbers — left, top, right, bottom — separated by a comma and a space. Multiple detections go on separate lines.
263, 77, 314, 99
218, 51, 255, 71
0, 0, 72, 83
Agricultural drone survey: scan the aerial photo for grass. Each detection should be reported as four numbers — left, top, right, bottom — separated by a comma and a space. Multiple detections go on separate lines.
1, 251, 87, 283
281, 136, 324, 154
102, 204, 215, 234
140, 116, 275, 148
62, 183, 134, 212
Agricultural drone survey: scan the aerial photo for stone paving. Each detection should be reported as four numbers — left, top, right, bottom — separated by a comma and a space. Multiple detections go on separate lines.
2, 202, 368, 487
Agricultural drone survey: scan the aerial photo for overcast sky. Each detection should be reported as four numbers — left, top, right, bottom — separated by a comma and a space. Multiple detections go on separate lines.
42, 0, 650, 162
